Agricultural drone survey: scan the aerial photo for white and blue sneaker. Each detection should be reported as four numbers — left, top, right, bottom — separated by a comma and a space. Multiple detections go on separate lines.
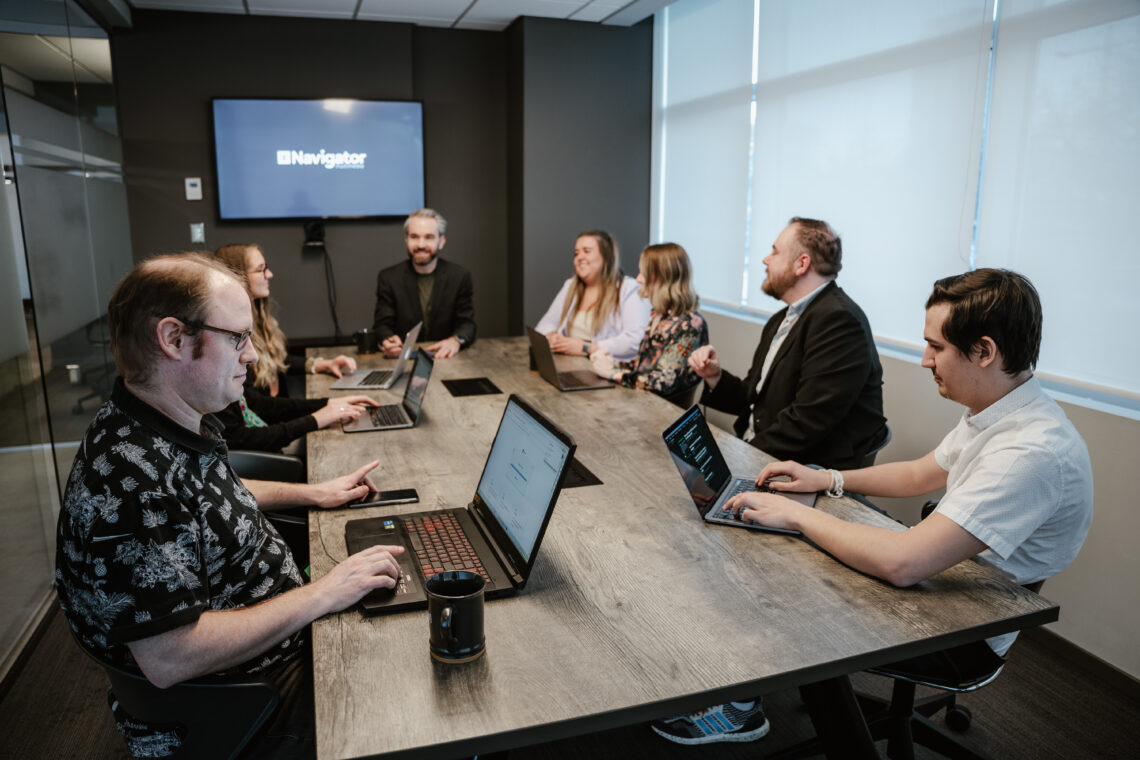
651, 700, 770, 745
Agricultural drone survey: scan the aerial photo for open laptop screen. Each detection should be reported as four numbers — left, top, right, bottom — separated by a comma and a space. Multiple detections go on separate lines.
401, 349, 434, 422
662, 405, 731, 512
476, 398, 571, 562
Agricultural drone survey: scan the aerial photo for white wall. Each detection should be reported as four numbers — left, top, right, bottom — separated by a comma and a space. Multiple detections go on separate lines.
702, 308, 1140, 679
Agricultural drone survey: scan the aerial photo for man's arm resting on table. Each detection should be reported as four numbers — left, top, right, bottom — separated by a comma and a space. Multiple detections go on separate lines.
243, 459, 379, 511
127, 545, 402, 688
781, 508, 986, 588
746, 452, 975, 586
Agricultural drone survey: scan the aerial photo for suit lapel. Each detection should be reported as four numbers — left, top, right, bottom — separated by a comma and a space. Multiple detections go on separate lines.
754, 281, 837, 395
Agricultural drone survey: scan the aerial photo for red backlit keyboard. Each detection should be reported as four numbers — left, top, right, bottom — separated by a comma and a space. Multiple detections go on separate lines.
402, 513, 490, 584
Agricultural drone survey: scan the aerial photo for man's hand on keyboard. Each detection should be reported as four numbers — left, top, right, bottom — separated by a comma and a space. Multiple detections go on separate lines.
724, 489, 808, 531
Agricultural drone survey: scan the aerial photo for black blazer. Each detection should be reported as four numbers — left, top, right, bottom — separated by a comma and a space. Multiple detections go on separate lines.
372, 258, 476, 347
702, 281, 886, 470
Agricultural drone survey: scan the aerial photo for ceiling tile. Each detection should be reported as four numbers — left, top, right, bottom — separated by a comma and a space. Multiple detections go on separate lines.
130, 0, 246, 13
248, 0, 358, 18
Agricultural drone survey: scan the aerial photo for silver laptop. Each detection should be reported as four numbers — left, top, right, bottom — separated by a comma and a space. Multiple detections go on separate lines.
343, 349, 433, 432
662, 404, 816, 535
526, 327, 614, 391
330, 322, 422, 390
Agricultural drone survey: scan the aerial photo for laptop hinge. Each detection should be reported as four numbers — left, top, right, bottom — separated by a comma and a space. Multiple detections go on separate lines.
468, 502, 524, 586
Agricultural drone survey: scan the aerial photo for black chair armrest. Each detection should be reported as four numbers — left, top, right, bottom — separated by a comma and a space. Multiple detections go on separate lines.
228, 450, 305, 483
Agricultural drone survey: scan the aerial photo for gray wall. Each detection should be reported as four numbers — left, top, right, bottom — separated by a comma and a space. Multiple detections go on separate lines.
508, 17, 653, 332
111, 11, 510, 342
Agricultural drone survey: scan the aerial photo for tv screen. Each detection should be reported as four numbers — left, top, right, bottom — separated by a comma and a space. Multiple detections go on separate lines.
212, 98, 425, 220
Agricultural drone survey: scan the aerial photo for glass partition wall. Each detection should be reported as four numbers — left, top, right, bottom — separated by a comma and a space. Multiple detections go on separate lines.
0, 0, 130, 678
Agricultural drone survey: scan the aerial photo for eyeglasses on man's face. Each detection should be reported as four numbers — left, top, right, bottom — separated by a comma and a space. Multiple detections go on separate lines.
182, 319, 252, 351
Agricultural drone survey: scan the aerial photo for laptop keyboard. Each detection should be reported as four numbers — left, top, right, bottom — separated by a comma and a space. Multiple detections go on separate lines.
559, 372, 591, 388
361, 369, 393, 385
403, 513, 490, 584
368, 404, 407, 427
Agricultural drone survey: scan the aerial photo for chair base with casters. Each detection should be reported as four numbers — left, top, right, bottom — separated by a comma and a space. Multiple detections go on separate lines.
70, 628, 279, 760
227, 450, 310, 567
772, 500, 1047, 760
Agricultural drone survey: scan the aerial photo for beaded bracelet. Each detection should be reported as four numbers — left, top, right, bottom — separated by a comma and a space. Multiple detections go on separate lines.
826, 469, 845, 498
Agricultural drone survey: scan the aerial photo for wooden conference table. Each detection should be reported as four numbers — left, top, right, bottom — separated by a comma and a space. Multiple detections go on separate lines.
306, 337, 1055, 760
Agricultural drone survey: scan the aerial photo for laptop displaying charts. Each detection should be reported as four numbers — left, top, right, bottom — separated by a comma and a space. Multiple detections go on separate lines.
526, 326, 614, 391
342, 348, 433, 433
344, 394, 577, 614
330, 322, 422, 390
662, 405, 816, 535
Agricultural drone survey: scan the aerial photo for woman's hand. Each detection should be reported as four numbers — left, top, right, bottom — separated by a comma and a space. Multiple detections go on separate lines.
590, 350, 615, 378
548, 333, 586, 356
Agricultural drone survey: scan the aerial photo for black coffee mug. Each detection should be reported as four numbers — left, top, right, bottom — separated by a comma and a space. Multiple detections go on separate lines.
427, 571, 486, 663
354, 328, 379, 355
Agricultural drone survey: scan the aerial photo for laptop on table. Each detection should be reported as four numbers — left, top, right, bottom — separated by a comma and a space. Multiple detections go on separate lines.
342, 348, 433, 433
526, 326, 614, 391
345, 394, 577, 614
330, 322, 422, 390
662, 405, 816, 535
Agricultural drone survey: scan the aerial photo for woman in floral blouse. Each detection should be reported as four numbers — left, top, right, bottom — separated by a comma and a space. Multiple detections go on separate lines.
590, 242, 708, 401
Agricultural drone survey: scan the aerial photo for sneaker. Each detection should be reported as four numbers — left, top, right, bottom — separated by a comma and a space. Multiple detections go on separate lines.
651, 700, 770, 745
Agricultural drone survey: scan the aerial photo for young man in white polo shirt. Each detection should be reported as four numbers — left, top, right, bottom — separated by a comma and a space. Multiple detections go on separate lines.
653, 268, 1093, 745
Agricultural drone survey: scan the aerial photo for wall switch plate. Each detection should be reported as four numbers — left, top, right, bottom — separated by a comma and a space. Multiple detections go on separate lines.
185, 177, 202, 201
190, 222, 205, 243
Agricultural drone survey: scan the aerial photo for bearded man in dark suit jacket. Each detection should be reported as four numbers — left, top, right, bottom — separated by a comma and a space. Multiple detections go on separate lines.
373, 208, 476, 359
689, 217, 886, 470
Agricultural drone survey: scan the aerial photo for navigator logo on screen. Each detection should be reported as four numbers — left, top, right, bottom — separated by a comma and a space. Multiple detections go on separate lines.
275, 149, 367, 170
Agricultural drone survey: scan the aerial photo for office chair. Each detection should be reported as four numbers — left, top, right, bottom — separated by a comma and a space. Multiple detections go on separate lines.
70, 628, 279, 760
227, 450, 309, 566
773, 499, 1043, 760
662, 381, 702, 409
859, 423, 893, 468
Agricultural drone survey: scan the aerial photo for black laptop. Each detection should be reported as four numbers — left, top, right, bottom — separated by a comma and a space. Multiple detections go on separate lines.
662, 404, 816, 535
526, 326, 614, 391
345, 394, 577, 614
342, 349, 433, 433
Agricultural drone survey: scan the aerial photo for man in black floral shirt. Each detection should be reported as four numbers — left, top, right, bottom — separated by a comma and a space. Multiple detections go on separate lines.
56, 253, 403, 758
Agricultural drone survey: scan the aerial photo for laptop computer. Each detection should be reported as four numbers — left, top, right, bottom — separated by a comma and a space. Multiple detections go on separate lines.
526, 326, 614, 391
330, 322, 422, 390
344, 394, 577, 614
662, 404, 816, 535
342, 348, 433, 433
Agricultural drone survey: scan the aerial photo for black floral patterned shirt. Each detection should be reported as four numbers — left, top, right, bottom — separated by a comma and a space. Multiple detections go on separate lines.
55, 379, 305, 755
613, 311, 709, 398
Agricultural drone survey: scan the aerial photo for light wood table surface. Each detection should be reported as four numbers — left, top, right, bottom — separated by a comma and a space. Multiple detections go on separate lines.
306, 337, 1055, 760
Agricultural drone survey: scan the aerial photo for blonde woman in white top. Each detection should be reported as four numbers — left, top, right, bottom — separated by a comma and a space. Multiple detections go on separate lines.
534, 230, 650, 362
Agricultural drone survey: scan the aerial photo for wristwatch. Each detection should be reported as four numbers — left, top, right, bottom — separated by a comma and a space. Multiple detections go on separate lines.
582, 340, 592, 356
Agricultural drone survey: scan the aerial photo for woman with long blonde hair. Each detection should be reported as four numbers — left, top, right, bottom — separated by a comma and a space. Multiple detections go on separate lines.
212, 244, 375, 453
533, 230, 650, 362
590, 242, 708, 399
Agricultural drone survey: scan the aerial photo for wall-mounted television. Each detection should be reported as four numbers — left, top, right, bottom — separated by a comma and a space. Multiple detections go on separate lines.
211, 98, 425, 221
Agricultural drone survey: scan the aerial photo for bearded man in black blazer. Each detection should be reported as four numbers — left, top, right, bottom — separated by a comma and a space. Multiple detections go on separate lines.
689, 217, 886, 470
373, 208, 476, 359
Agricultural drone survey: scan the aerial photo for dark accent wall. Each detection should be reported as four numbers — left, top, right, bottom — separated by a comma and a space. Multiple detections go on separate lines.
111, 11, 650, 343
111, 11, 507, 342
508, 17, 654, 332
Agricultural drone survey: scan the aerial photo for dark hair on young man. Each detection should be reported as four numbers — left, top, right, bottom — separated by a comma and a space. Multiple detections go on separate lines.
926, 268, 1042, 375
788, 217, 842, 277
108, 252, 241, 386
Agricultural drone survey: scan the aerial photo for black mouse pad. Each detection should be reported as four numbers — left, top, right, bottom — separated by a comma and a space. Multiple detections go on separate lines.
562, 457, 602, 488
442, 377, 502, 397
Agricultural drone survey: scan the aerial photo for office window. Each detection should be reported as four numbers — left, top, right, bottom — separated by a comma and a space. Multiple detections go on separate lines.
654, 0, 1140, 400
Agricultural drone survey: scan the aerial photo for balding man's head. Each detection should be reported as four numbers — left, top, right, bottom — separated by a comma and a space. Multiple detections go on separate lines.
108, 253, 242, 386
